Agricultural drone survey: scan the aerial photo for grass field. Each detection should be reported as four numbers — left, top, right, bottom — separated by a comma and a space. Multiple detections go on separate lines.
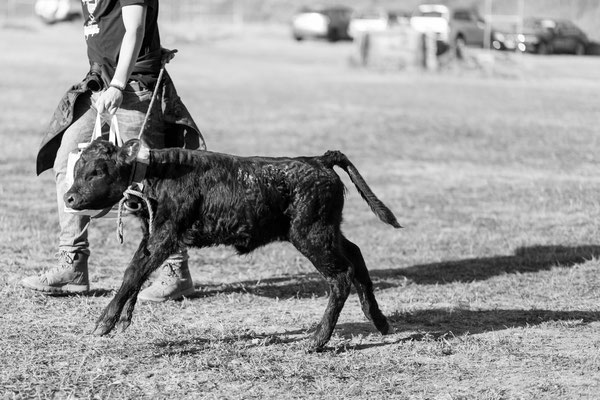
2, 18, 600, 399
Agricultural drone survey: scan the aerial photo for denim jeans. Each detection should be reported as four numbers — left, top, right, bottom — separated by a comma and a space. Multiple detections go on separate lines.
53, 87, 166, 255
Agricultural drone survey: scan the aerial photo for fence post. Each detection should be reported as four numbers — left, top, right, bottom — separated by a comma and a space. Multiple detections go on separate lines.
424, 32, 438, 71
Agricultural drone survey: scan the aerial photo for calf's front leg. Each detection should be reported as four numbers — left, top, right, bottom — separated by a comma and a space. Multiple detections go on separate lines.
93, 236, 171, 336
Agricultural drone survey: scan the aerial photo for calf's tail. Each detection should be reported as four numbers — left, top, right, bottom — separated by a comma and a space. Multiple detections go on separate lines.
322, 150, 401, 228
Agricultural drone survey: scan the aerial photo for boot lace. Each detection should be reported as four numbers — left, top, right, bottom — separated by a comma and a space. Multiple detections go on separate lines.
159, 263, 180, 286
39, 251, 75, 282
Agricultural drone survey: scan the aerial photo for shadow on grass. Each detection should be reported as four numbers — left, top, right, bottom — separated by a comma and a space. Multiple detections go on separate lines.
152, 308, 600, 355
78, 245, 598, 299
327, 308, 600, 352
42, 288, 114, 298
336, 308, 600, 340
139, 245, 600, 355
373, 244, 600, 286
153, 329, 308, 356
187, 245, 600, 300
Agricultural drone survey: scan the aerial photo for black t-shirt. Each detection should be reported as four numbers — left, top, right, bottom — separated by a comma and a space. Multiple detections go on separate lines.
82, 0, 161, 86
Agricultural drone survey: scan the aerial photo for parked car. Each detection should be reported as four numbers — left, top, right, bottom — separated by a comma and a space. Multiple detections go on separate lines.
489, 23, 526, 52
410, 4, 488, 56
348, 8, 410, 40
410, 4, 450, 42
291, 6, 353, 42
492, 18, 589, 55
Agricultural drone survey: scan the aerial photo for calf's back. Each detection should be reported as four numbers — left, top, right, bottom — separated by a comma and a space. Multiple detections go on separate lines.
144, 148, 346, 253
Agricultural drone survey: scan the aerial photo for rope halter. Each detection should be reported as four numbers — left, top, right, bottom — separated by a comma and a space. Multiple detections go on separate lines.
117, 185, 154, 244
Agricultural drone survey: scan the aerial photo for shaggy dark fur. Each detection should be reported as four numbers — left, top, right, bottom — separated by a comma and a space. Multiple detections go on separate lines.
65, 139, 401, 350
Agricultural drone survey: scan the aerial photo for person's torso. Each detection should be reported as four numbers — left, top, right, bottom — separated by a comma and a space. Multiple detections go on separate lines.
81, 0, 160, 78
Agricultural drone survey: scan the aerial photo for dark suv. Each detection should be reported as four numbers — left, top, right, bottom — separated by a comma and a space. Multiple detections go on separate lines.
524, 18, 588, 55
492, 18, 589, 55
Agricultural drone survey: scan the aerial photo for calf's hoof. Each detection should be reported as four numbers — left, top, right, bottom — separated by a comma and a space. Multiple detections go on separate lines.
305, 331, 330, 353
116, 318, 132, 333
92, 320, 116, 336
304, 340, 326, 354
378, 320, 392, 335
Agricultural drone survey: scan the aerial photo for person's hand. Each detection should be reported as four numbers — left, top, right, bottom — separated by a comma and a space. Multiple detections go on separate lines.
162, 48, 178, 64
96, 86, 124, 115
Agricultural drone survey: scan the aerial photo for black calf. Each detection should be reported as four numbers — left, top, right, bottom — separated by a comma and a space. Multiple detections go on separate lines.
65, 139, 401, 350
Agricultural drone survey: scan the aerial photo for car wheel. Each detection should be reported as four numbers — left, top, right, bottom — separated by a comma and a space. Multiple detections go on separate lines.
574, 42, 586, 56
455, 36, 466, 59
436, 41, 450, 56
537, 42, 549, 55
327, 28, 340, 42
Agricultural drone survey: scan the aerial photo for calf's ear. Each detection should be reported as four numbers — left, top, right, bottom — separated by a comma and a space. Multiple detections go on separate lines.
117, 139, 141, 165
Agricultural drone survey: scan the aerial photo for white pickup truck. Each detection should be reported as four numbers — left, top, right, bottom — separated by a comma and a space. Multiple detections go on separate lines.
410, 4, 488, 56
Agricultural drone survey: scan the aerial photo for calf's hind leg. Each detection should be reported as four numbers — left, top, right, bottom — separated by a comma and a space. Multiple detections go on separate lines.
291, 230, 353, 351
342, 236, 390, 335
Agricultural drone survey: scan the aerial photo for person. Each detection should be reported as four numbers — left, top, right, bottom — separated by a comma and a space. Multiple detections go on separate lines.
35, 0, 80, 24
21, 0, 205, 302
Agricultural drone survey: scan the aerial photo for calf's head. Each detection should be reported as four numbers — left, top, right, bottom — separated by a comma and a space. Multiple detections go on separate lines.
64, 139, 141, 210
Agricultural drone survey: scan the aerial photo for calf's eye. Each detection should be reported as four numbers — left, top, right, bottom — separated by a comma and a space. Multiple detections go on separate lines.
86, 168, 104, 181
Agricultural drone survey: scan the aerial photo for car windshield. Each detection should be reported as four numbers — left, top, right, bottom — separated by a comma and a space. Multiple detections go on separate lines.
299, 6, 350, 15
356, 12, 382, 19
327, 8, 352, 17
354, 9, 386, 19
524, 18, 556, 30
415, 11, 444, 18
413, 5, 449, 19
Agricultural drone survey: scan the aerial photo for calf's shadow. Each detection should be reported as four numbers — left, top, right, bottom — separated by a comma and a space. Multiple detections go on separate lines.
155, 245, 600, 353
189, 244, 600, 299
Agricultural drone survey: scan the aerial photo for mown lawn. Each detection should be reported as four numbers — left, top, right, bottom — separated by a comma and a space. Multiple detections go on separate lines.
1, 19, 600, 399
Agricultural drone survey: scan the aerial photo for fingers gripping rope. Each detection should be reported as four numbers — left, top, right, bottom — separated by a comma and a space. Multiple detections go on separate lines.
117, 186, 155, 244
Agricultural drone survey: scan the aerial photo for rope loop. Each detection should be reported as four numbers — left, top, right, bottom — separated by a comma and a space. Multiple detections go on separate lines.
116, 186, 155, 244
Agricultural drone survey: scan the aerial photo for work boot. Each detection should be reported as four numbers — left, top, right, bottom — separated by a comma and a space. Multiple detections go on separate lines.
21, 250, 89, 294
137, 256, 194, 302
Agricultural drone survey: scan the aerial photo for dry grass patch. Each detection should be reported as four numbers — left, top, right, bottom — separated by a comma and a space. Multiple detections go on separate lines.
1, 21, 600, 399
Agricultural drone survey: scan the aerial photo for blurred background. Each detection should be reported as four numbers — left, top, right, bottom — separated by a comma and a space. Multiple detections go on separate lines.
3, 0, 598, 78
5, 0, 599, 37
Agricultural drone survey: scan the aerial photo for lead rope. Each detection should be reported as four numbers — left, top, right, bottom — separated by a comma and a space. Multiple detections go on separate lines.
117, 187, 155, 244
116, 50, 176, 243
137, 54, 170, 140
